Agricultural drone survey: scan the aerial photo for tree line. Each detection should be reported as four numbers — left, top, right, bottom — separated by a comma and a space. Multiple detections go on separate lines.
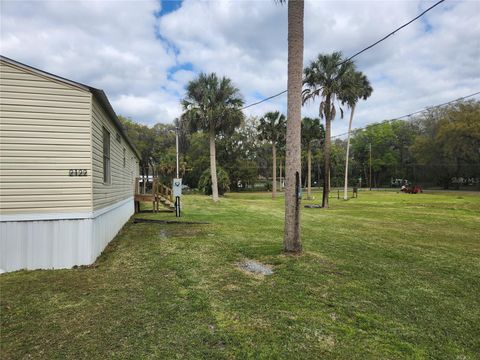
120, 97, 480, 196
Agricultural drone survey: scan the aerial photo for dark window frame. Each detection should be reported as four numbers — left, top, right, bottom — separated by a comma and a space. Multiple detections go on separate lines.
103, 127, 111, 185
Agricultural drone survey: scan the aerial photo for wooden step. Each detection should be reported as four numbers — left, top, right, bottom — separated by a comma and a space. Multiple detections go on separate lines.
164, 200, 175, 208
135, 194, 154, 202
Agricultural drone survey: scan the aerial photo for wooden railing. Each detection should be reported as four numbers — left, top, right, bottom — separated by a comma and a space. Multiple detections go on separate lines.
134, 177, 175, 213
154, 181, 173, 203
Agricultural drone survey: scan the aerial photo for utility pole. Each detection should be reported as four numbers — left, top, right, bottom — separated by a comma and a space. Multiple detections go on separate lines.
369, 143, 372, 191
174, 127, 181, 217
175, 127, 179, 179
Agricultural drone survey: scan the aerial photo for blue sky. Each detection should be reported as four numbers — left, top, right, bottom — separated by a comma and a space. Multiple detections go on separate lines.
1, 0, 479, 136
158, 0, 183, 17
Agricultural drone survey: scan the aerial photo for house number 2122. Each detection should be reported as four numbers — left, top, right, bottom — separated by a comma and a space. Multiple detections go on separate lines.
69, 169, 87, 176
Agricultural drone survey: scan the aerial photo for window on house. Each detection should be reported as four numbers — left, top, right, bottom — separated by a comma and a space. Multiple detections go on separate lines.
103, 127, 111, 184
131, 157, 135, 183
123, 148, 126, 168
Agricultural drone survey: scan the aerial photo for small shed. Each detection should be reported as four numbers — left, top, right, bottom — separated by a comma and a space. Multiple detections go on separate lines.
0, 55, 141, 272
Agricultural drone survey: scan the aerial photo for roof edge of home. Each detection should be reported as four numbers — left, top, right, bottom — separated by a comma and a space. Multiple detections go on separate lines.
0, 55, 141, 160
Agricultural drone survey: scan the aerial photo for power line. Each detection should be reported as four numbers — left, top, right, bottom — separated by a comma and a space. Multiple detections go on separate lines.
330, 91, 480, 140
241, 0, 446, 110
241, 90, 287, 110
337, 0, 445, 66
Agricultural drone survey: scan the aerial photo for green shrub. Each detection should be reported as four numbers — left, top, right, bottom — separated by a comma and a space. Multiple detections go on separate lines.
264, 181, 272, 191
198, 167, 230, 196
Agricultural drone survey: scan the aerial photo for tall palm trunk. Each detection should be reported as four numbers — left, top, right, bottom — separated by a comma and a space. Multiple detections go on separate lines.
272, 144, 277, 199
284, 0, 304, 253
328, 171, 331, 192
279, 160, 283, 191
146, 166, 150, 194
343, 104, 355, 200
142, 165, 146, 194
209, 124, 219, 202
322, 96, 331, 208
307, 143, 312, 199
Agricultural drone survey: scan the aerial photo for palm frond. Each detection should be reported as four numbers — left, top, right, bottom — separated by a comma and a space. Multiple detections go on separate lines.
180, 72, 244, 135
319, 101, 326, 119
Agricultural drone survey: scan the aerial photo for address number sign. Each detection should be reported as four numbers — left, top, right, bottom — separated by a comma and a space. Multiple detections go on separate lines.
69, 169, 88, 176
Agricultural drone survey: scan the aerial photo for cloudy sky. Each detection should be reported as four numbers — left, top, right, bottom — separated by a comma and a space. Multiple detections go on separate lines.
1, 0, 479, 136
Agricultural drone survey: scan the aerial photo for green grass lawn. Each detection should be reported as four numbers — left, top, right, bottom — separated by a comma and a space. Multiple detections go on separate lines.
1, 191, 479, 359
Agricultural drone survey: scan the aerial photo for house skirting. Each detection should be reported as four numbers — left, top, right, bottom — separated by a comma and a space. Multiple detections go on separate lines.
0, 197, 134, 273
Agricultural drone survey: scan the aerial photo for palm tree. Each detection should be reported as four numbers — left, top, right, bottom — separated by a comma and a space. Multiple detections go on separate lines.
302, 117, 324, 199
340, 70, 373, 200
257, 111, 286, 199
302, 52, 355, 208
283, 0, 304, 253
277, 139, 286, 192
181, 73, 244, 202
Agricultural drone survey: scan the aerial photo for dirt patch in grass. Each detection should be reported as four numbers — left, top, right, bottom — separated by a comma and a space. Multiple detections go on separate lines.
237, 260, 274, 276
131, 222, 207, 240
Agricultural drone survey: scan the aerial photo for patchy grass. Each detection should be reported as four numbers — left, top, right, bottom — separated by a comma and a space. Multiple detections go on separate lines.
1, 191, 479, 359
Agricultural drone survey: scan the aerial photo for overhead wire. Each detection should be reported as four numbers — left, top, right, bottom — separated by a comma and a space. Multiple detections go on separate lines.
330, 91, 480, 140
240, 0, 446, 110
241, 90, 287, 110
337, 0, 446, 66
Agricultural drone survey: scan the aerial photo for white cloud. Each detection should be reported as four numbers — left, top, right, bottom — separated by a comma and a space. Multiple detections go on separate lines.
0, 0, 179, 125
158, 0, 289, 99
1, 0, 479, 133
112, 91, 181, 124
159, 0, 480, 135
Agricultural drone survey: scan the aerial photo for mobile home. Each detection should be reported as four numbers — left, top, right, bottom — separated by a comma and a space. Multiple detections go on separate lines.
0, 56, 140, 272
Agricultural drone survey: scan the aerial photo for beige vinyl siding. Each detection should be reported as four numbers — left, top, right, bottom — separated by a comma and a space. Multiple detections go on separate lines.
0, 60, 93, 215
91, 97, 138, 211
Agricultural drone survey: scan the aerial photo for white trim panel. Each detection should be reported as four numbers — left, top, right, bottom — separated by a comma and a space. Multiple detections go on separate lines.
0, 212, 92, 222
0, 196, 133, 222
91, 197, 133, 259
0, 198, 134, 272
0, 219, 93, 271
